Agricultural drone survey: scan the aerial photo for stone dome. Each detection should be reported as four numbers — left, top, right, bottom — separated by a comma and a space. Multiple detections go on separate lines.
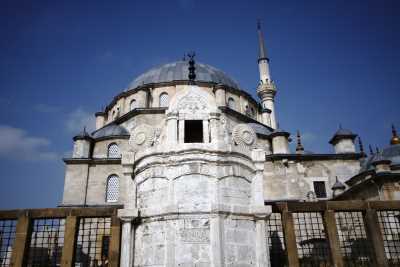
127, 61, 240, 90
92, 123, 130, 139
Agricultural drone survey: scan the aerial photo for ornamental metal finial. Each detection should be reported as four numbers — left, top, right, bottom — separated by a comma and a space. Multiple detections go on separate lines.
296, 130, 304, 153
369, 145, 374, 155
358, 136, 365, 156
187, 52, 196, 84
391, 124, 400, 145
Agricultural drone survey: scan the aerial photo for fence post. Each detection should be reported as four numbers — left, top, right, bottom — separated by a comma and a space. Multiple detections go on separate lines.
61, 215, 78, 267
10, 212, 31, 267
281, 205, 299, 267
324, 210, 344, 267
109, 214, 121, 267
364, 209, 388, 267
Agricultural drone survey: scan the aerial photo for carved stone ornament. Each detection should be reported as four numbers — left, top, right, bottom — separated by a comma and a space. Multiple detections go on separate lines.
129, 124, 156, 150
232, 124, 256, 149
177, 92, 207, 113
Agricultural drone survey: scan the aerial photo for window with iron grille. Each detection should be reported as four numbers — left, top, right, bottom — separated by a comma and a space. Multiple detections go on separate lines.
228, 97, 235, 109
106, 175, 119, 203
74, 217, 111, 266
130, 99, 137, 110
159, 93, 169, 107
107, 143, 120, 158
0, 220, 17, 267
313, 181, 327, 198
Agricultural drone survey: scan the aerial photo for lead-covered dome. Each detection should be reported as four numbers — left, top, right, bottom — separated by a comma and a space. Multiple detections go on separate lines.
127, 61, 240, 90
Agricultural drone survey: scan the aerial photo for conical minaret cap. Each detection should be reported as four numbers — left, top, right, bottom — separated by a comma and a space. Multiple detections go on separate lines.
257, 20, 269, 61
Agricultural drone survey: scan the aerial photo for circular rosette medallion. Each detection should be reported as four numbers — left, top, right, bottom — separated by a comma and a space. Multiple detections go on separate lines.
129, 124, 155, 150
232, 124, 256, 149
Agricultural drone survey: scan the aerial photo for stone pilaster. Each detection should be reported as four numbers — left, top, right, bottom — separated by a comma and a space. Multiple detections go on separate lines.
209, 113, 220, 144
118, 209, 139, 267
179, 119, 185, 143
203, 119, 210, 143
166, 112, 178, 144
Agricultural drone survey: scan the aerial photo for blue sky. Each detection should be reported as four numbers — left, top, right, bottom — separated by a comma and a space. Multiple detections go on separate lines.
0, 0, 399, 209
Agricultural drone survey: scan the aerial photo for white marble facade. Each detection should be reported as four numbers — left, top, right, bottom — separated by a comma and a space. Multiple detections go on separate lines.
116, 85, 270, 267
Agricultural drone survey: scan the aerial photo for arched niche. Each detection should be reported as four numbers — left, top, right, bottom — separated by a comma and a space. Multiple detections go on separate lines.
166, 86, 220, 144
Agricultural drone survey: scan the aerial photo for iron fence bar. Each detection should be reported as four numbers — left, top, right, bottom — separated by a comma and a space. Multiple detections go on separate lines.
364, 209, 389, 267
10, 212, 31, 267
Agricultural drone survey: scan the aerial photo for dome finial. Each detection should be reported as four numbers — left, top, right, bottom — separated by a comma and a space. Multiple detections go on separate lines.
358, 136, 366, 156
369, 145, 374, 155
391, 124, 400, 145
187, 52, 196, 84
296, 130, 304, 154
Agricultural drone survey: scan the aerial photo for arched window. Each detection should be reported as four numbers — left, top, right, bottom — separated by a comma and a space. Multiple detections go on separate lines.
159, 92, 169, 107
106, 175, 119, 202
130, 99, 137, 110
228, 97, 235, 109
107, 143, 120, 158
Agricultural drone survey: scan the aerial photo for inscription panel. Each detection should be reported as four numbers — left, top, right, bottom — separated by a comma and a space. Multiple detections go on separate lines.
175, 217, 211, 266
134, 221, 166, 267
219, 177, 251, 206
175, 175, 211, 212
138, 178, 168, 210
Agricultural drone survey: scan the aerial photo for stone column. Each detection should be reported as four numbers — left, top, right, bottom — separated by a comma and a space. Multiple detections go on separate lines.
251, 148, 272, 266
203, 119, 210, 143
210, 214, 224, 267
179, 119, 185, 143
209, 113, 220, 144
255, 214, 270, 267
166, 112, 178, 144
118, 209, 139, 267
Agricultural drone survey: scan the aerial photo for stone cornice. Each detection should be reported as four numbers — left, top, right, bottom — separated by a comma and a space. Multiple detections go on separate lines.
219, 106, 273, 132
63, 158, 121, 164
265, 153, 363, 162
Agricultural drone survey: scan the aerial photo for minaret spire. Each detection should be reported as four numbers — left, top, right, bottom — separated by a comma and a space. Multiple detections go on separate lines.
296, 130, 305, 154
256, 20, 277, 129
257, 19, 268, 62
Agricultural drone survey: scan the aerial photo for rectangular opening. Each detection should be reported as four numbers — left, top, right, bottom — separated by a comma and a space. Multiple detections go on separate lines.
184, 120, 203, 143
313, 181, 327, 198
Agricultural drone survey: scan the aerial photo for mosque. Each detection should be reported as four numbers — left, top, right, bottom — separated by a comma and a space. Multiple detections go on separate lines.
60, 22, 400, 266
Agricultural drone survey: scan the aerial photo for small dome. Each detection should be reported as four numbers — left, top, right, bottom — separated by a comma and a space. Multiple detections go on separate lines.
127, 61, 240, 90
92, 123, 130, 139
329, 127, 357, 145
73, 128, 92, 141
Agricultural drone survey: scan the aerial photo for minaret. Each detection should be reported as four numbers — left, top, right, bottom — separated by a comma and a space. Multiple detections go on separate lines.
256, 20, 277, 129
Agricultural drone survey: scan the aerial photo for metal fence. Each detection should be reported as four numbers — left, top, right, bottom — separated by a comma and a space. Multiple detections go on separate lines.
2, 201, 400, 267
0, 207, 121, 267
266, 201, 400, 267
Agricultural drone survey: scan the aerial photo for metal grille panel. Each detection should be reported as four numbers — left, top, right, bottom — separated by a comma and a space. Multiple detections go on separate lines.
26, 218, 65, 267
107, 143, 120, 158
335, 211, 372, 266
0, 220, 17, 267
267, 213, 287, 267
74, 217, 111, 266
378, 210, 400, 265
106, 175, 119, 203
159, 93, 169, 107
293, 212, 330, 267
